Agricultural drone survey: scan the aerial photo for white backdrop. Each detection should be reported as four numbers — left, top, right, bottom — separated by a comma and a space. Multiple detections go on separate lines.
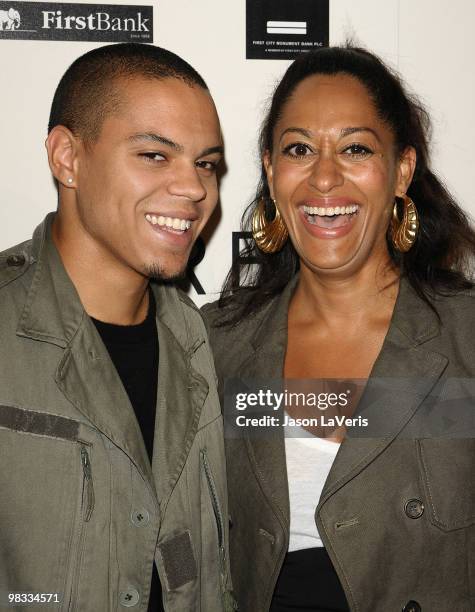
1, 0, 474, 305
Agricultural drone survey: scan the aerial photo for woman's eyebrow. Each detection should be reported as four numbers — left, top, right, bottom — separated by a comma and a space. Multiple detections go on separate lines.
340, 126, 381, 142
278, 126, 381, 143
278, 127, 313, 143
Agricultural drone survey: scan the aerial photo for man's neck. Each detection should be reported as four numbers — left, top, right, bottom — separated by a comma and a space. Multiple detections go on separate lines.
52, 214, 150, 326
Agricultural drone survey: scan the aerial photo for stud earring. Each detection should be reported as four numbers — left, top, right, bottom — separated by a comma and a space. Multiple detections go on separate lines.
67, 177, 73, 184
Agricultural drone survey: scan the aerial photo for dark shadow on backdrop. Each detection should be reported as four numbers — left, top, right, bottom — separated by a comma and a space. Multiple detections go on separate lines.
179, 153, 227, 294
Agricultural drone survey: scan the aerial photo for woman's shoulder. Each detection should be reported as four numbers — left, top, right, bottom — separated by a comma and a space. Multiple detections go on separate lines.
432, 287, 475, 320
201, 291, 259, 377
202, 288, 270, 340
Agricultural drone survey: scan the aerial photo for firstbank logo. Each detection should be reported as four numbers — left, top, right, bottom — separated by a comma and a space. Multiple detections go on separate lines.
42, 9, 149, 32
266, 20, 307, 35
0, 7, 21, 30
0, 1, 153, 42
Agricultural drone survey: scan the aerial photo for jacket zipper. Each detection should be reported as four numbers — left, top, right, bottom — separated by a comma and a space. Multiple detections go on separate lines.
80, 446, 95, 522
200, 450, 238, 611
68, 445, 95, 611
200, 449, 224, 553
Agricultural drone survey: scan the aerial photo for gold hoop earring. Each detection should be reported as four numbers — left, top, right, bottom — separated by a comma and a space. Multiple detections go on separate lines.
390, 195, 419, 253
252, 197, 288, 253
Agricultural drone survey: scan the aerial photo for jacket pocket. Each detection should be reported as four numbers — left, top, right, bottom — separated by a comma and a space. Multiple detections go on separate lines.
200, 449, 238, 611
66, 444, 95, 611
0, 406, 86, 609
418, 439, 475, 531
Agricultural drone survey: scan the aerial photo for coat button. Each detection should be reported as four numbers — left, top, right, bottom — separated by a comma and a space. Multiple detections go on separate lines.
402, 601, 421, 612
131, 508, 150, 527
119, 588, 140, 607
404, 499, 424, 519
6, 254, 25, 267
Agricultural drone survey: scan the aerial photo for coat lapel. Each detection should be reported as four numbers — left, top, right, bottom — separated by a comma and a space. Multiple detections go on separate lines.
56, 323, 154, 485
320, 280, 448, 502
237, 280, 299, 528
151, 284, 209, 514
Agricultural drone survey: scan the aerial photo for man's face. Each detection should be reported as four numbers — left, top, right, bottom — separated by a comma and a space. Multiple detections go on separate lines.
71, 76, 222, 280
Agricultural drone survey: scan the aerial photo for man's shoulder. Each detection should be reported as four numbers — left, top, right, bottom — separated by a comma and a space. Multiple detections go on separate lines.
154, 283, 210, 343
0, 238, 34, 291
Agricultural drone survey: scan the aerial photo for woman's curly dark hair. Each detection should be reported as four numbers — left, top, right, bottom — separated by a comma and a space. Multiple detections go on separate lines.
218, 45, 475, 324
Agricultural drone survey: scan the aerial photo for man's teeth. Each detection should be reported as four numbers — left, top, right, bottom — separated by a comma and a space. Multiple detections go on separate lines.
145, 214, 191, 231
302, 204, 359, 216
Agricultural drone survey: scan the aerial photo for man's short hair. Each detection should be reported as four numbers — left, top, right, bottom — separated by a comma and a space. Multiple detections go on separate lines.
48, 42, 208, 141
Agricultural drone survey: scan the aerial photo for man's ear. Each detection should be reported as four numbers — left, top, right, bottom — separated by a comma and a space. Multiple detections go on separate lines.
45, 126, 80, 189
263, 150, 274, 200
395, 146, 417, 197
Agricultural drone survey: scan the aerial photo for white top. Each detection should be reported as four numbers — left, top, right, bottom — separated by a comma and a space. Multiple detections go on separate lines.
284, 429, 340, 552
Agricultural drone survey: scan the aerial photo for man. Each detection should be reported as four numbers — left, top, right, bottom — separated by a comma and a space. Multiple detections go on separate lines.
0, 43, 234, 612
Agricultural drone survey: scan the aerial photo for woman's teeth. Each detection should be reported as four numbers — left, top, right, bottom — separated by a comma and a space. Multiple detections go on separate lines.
302, 204, 359, 216
145, 214, 191, 231
302, 204, 359, 229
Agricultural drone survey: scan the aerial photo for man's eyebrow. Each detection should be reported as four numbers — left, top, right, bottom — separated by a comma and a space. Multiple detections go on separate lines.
127, 133, 183, 151
127, 134, 223, 158
200, 145, 224, 157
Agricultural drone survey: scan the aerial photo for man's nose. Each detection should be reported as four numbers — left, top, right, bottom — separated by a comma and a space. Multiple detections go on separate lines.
308, 152, 344, 193
167, 162, 207, 202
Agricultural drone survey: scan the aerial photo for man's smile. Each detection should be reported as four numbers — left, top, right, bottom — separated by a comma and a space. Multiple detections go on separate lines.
145, 213, 192, 233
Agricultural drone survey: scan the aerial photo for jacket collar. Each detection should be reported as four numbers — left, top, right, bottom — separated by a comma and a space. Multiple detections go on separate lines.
17, 215, 208, 506
238, 273, 448, 524
17, 213, 85, 347
248, 275, 298, 355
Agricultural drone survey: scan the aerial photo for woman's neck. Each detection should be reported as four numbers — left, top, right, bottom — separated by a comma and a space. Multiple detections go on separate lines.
290, 258, 400, 333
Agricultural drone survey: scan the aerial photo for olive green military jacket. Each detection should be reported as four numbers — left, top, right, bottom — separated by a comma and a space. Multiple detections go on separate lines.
203, 277, 475, 612
0, 215, 234, 612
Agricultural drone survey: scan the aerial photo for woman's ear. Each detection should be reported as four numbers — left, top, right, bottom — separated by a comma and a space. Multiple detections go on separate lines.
263, 150, 274, 200
395, 146, 417, 197
45, 126, 79, 188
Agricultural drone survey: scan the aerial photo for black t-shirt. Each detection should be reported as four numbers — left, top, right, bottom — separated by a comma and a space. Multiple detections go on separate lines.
270, 547, 349, 612
91, 291, 163, 612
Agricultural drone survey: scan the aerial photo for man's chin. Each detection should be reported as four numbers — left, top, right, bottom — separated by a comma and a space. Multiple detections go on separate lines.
143, 261, 187, 282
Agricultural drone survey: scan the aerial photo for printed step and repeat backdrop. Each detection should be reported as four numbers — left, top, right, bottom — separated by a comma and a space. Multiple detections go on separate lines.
1, 0, 474, 305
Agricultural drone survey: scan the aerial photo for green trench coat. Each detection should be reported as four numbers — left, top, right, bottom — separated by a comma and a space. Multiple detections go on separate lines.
203, 277, 475, 612
0, 214, 234, 612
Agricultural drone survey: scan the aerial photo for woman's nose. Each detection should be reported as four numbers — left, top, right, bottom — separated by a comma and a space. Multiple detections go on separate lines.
307, 152, 344, 193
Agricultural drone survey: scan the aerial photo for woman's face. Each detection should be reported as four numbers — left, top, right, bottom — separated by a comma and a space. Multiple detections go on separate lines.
264, 73, 415, 278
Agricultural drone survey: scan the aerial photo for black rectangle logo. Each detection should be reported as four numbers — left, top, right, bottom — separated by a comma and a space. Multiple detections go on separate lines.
246, 0, 329, 60
0, 2, 153, 42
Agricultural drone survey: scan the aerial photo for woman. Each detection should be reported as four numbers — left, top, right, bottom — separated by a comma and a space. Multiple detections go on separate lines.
203, 46, 475, 612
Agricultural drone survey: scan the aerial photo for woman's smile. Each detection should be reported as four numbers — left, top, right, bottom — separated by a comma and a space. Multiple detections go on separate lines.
299, 199, 360, 239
